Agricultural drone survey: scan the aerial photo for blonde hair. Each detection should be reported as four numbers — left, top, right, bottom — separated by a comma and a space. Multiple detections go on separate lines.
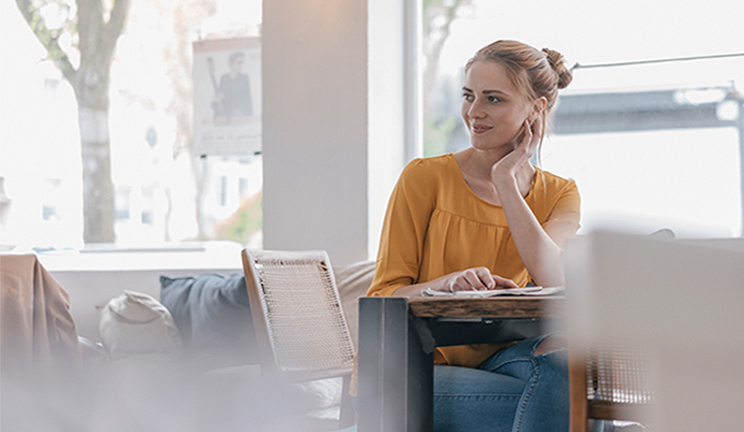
465, 40, 572, 143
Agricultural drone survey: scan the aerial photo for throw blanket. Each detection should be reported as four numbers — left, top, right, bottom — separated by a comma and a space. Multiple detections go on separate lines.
0, 253, 81, 378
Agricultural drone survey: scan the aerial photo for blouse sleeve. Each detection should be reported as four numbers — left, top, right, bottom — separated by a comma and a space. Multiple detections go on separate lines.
543, 178, 582, 246
549, 179, 580, 221
367, 160, 437, 297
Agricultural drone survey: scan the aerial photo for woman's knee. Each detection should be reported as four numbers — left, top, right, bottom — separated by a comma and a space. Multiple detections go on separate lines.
434, 365, 525, 396
533, 334, 568, 356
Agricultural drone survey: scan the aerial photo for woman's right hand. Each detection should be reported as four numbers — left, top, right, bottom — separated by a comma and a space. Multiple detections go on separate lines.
439, 267, 518, 293
391, 267, 518, 297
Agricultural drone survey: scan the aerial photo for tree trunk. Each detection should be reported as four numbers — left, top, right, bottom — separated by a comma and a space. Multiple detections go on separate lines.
74, 72, 116, 243
77, 110, 116, 243
70, 33, 116, 243
166, 0, 218, 240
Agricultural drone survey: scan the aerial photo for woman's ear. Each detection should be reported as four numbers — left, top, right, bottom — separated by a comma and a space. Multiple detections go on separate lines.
531, 97, 548, 120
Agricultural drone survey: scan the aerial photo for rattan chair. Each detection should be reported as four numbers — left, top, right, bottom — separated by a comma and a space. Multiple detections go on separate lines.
569, 344, 653, 432
241, 249, 356, 429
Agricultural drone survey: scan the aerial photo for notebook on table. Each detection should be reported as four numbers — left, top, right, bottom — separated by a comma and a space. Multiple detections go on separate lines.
421, 286, 565, 297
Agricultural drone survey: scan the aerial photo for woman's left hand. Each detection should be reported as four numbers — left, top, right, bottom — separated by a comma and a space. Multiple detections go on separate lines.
491, 119, 541, 185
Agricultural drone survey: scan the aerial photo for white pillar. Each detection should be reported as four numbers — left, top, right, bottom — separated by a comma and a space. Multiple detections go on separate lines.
262, 0, 417, 266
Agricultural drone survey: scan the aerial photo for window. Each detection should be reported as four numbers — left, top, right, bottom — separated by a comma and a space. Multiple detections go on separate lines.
42, 178, 61, 221
421, 0, 744, 237
0, 0, 263, 250
115, 186, 131, 221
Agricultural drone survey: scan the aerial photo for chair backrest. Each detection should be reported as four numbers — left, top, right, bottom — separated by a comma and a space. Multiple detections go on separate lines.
241, 249, 356, 383
585, 344, 654, 406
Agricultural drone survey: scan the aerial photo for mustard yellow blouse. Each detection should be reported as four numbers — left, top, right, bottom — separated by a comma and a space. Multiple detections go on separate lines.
367, 153, 581, 368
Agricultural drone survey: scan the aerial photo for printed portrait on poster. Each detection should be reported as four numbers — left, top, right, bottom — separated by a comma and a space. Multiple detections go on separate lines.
193, 37, 261, 156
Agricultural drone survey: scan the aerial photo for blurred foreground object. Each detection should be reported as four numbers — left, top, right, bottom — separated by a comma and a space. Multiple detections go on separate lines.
564, 230, 744, 431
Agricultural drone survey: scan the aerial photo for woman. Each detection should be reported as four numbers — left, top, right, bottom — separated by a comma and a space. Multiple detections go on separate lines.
366, 40, 579, 431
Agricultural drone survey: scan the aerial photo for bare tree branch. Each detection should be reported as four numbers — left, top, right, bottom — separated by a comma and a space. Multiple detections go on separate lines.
103, 0, 130, 61
14, 0, 78, 83
76, 0, 104, 70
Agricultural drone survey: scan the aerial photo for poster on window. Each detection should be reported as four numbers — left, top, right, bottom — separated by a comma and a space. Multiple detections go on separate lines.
193, 37, 261, 156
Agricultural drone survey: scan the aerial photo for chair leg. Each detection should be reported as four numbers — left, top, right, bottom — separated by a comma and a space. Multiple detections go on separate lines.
339, 375, 355, 428
569, 347, 589, 432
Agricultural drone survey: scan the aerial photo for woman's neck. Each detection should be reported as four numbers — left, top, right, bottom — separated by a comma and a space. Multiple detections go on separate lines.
455, 147, 533, 178
454, 148, 536, 200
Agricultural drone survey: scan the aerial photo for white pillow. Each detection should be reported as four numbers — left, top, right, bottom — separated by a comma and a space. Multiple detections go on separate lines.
99, 291, 183, 361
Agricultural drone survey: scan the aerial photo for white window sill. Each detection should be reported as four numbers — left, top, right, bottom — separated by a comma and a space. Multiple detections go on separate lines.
36, 241, 244, 272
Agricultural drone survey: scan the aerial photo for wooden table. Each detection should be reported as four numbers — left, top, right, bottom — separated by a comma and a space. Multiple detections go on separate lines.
357, 295, 565, 432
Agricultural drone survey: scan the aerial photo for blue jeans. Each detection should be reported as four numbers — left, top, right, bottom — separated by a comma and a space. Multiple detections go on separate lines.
434, 334, 569, 432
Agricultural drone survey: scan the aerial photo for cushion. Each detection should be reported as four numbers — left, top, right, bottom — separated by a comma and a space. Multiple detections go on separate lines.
159, 273, 257, 369
333, 261, 375, 347
99, 291, 183, 361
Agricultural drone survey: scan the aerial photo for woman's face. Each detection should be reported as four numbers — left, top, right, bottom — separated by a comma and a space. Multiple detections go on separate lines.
460, 60, 535, 153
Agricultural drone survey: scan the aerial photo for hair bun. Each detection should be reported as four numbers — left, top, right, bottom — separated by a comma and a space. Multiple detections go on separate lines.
542, 47, 573, 90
